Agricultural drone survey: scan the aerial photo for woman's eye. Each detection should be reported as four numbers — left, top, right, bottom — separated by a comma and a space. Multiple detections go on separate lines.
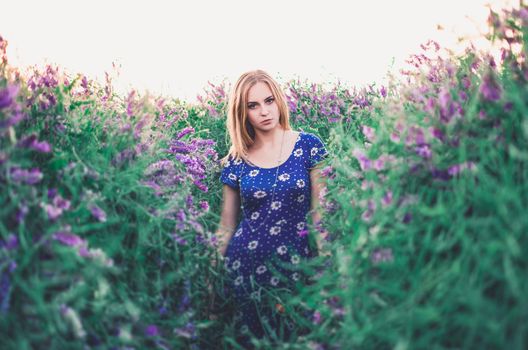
267, 99, 274, 103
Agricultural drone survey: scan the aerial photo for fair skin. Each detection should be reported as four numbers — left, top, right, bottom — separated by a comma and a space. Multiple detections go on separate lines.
215, 81, 330, 260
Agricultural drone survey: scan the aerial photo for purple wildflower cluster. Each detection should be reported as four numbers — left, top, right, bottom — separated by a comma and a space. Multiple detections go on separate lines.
52, 225, 114, 266
284, 80, 377, 123
42, 189, 71, 220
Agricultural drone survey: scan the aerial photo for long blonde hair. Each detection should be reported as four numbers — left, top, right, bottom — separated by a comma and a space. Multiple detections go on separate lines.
221, 69, 292, 166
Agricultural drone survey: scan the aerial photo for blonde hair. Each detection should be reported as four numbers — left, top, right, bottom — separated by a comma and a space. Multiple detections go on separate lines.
221, 69, 292, 166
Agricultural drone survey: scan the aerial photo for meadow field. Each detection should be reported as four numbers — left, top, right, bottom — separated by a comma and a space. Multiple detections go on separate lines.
1, 5, 527, 350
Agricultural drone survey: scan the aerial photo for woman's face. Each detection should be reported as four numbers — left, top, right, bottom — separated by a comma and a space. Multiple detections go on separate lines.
246, 81, 280, 133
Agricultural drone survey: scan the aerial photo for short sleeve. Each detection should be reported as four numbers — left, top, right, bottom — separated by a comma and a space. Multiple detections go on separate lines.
220, 155, 240, 190
306, 133, 329, 169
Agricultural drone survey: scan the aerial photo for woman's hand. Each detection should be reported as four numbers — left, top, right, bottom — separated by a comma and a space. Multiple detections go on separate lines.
316, 228, 332, 257
207, 278, 218, 321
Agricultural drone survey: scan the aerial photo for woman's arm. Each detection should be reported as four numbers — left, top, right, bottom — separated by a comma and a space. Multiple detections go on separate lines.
214, 184, 241, 259
310, 164, 331, 256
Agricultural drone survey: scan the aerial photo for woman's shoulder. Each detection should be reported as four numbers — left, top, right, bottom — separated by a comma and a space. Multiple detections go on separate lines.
298, 130, 324, 146
220, 152, 243, 169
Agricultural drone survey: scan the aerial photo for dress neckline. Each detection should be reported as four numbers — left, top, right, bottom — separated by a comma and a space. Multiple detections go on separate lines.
244, 131, 303, 170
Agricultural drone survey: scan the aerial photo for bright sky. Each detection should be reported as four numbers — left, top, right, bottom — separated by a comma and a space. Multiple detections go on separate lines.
3, 0, 515, 103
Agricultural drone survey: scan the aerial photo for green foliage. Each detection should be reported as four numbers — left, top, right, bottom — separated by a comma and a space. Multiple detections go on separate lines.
1, 4, 527, 350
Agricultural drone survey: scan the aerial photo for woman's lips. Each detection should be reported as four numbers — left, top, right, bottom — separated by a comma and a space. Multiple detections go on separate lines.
261, 119, 272, 124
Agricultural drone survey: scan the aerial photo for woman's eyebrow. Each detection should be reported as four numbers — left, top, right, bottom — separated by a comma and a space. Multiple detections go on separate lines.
247, 95, 274, 104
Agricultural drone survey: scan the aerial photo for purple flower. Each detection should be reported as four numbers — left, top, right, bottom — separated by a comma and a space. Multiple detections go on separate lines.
53, 195, 71, 210
370, 248, 394, 264
415, 144, 432, 159
45, 204, 63, 220
18, 134, 52, 153
53, 230, 85, 247
89, 205, 107, 222
176, 127, 195, 140
0, 84, 19, 109
31, 140, 52, 153
448, 161, 476, 176
480, 74, 501, 101
519, 7, 528, 21
429, 127, 445, 142
186, 195, 194, 209
382, 191, 393, 207
352, 149, 372, 171
0, 110, 25, 129
461, 76, 471, 89
312, 310, 322, 325
361, 125, 376, 142
16, 204, 29, 224
172, 233, 187, 245
199, 201, 209, 212
48, 188, 58, 199
380, 86, 387, 97
193, 180, 208, 193
10, 167, 43, 185
2, 234, 19, 250
145, 324, 159, 337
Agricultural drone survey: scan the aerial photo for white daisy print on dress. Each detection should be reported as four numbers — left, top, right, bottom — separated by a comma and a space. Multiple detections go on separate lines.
291, 255, 300, 264
249, 169, 259, 177
240, 324, 249, 333
292, 272, 300, 281
270, 276, 280, 286
250, 290, 261, 301
234, 228, 243, 237
296, 222, 306, 230
248, 240, 259, 250
233, 159, 242, 165
296, 179, 306, 188
269, 226, 281, 235
277, 245, 287, 255
278, 173, 290, 181
231, 259, 241, 270
256, 265, 267, 274
251, 212, 260, 220
254, 190, 267, 199
234, 275, 243, 286
271, 201, 282, 210
275, 219, 287, 225
297, 194, 305, 203
294, 148, 303, 157
311, 147, 319, 157
228, 173, 237, 181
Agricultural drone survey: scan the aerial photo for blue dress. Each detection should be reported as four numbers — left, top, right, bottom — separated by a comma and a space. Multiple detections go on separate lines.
219, 131, 329, 344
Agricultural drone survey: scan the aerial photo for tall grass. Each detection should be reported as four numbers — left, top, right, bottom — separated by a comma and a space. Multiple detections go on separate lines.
0, 4, 527, 349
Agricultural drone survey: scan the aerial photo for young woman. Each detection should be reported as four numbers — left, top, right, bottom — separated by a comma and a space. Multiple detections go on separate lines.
214, 69, 330, 346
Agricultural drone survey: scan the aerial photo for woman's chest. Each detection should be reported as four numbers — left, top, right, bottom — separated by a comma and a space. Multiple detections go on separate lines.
239, 162, 311, 202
